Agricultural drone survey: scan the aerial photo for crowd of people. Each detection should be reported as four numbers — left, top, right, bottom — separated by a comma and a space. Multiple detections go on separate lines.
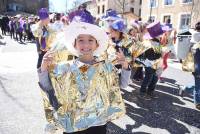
0, 4, 199, 134
0, 14, 37, 43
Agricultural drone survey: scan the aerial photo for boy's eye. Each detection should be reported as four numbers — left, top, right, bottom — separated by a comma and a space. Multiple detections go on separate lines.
78, 39, 84, 42
89, 39, 95, 42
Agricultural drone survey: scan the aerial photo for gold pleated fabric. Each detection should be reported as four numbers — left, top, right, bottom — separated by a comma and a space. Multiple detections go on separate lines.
182, 52, 195, 72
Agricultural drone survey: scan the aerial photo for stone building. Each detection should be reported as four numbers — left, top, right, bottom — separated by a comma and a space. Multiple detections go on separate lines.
141, 0, 200, 31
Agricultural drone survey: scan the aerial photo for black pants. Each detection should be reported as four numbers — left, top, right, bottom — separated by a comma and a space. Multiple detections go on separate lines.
133, 67, 143, 80
140, 67, 158, 94
17, 31, 23, 42
10, 30, 14, 39
63, 125, 107, 134
37, 51, 46, 69
1, 26, 6, 35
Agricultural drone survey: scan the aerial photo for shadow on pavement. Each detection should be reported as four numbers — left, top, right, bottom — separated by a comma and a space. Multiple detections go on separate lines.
107, 79, 200, 134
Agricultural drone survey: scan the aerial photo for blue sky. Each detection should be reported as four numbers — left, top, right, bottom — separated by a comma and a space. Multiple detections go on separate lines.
48, 0, 86, 13
48, 0, 76, 13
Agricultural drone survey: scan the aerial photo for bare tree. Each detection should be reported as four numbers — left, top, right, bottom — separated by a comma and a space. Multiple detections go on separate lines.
115, 0, 129, 18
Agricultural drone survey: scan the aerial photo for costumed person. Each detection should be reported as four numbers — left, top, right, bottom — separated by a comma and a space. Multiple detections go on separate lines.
100, 9, 122, 33
9, 17, 15, 39
18, 17, 25, 43
61, 16, 69, 26
31, 8, 57, 69
137, 21, 163, 100
107, 19, 133, 71
52, 13, 64, 31
38, 9, 130, 134
181, 22, 200, 110
128, 20, 144, 82
23, 17, 32, 41
157, 25, 176, 82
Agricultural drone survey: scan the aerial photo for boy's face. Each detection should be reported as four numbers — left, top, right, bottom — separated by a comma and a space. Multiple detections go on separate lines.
75, 34, 99, 55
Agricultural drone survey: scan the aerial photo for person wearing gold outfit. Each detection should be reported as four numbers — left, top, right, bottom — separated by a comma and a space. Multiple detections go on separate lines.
137, 21, 163, 100
182, 22, 200, 110
31, 8, 58, 69
38, 10, 131, 134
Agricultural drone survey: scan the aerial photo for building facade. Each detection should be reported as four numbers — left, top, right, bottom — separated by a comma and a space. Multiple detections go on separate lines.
141, 0, 200, 31
87, 0, 142, 18
0, 0, 8, 13
0, 0, 48, 14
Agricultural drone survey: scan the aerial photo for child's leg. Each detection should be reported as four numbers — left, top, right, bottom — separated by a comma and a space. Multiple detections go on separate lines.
147, 72, 159, 97
140, 67, 155, 95
194, 75, 200, 108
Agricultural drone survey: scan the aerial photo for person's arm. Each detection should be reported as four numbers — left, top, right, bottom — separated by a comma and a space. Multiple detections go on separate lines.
30, 21, 43, 38
116, 49, 131, 89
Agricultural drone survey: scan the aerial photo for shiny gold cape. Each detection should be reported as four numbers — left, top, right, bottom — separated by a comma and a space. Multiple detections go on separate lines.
42, 59, 126, 133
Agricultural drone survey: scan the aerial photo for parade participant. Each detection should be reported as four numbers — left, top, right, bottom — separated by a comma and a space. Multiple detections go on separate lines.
16, 16, 25, 43
1, 15, 8, 35
107, 19, 133, 70
0, 15, 3, 38
9, 17, 15, 39
38, 9, 130, 134
128, 20, 144, 82
52, 13, 64, 31
183, 22, 200, 110
61, 16, 68, 26
31, 8, 57, 69
138, 21, 163, 99
100, 9, 122, 32
102, 9, 122, 25
159, 25, 176, 82
13, 16, 19, 40
23, 17, 32, 41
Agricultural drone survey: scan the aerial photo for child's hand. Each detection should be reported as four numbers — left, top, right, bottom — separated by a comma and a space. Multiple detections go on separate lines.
41, 51, 54, 72
116, 49, 129, 70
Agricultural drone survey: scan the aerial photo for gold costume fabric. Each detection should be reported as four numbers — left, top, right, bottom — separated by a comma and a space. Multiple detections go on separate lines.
41, 59, 126, 133
136, 40, 163, 70
182, 42, 200, 72
31, 23, 57, 51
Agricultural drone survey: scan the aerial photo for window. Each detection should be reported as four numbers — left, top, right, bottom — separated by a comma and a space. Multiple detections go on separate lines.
140, 0, 142, 5
182, 0, 192, 3
130, 7, 134, 13
139, 9, 141, 17
163, 15, 171, 23
149, 0, 156, 8
164, 0, 173, 5
180, 14, 191, 29
97, 6, 100, 14
102, 5, 105, 14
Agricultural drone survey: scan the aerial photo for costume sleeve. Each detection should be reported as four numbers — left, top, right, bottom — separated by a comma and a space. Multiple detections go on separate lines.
31, 22, 43, 38
37, 68, 59, 123
120, 69, 131, 89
